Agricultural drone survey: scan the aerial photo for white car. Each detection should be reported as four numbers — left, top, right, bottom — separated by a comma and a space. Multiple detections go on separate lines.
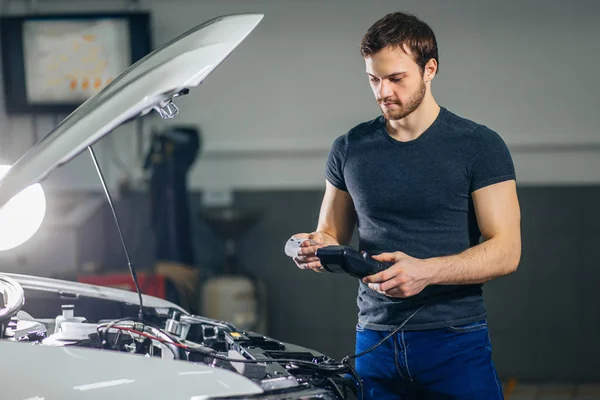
0, 14, 359, 400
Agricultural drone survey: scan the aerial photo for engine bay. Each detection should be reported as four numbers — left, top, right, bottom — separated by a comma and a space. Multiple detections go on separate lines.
0, 273, 359, 400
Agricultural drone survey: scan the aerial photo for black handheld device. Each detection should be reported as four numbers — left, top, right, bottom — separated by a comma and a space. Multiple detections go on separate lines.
315, 245, 392, 279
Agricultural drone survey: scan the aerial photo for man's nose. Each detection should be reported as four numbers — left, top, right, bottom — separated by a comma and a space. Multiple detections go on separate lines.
378, 80, 393, 100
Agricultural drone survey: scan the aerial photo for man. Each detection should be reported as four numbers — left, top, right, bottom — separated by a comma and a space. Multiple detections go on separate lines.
291, 11, 521, 400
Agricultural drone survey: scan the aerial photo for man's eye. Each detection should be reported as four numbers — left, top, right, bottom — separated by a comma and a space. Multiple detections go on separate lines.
369, 77, 379, 83
390, 78, 401, 83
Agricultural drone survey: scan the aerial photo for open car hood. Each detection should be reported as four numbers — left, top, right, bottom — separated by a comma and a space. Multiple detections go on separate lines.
0, 13, 263, 209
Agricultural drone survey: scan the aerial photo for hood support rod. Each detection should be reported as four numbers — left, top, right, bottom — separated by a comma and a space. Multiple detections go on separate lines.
88, 145, 144, 321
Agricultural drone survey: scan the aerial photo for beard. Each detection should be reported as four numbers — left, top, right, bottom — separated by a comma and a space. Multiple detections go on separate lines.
379, 80, 426, 121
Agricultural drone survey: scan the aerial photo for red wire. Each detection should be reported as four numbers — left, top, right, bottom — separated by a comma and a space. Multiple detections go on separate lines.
110, 326, 189, 350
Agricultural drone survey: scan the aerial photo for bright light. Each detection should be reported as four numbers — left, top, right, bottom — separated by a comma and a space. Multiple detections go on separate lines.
0, 165, 46, 251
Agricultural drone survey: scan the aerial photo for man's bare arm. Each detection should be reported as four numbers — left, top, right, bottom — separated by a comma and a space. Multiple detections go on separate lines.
365, 180, 521, 297
426, 179, 521, 284
314, 181, 357, 245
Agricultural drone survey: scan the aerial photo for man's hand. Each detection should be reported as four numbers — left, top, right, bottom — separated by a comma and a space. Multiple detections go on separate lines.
362, 252, 434, 298
292, 232, 339, 272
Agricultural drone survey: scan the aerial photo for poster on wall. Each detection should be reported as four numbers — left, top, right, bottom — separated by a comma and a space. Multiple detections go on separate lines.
23, 19, 132, 104
0, 12, 151, 114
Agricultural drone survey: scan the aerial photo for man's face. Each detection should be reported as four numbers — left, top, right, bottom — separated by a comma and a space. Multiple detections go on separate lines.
365, 46, 426, 120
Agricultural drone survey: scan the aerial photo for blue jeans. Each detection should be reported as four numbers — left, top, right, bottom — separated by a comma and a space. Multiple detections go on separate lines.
355, 320, 503, 400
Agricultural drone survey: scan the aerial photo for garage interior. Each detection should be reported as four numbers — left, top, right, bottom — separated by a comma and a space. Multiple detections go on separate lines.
0, 0, 598, 399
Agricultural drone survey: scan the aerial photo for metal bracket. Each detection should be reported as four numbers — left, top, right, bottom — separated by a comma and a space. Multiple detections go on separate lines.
153, 100, 179, 119
201, 324, 219, 341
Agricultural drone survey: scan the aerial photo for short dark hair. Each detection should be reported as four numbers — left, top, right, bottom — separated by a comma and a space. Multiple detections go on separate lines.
360, 12, 439, 73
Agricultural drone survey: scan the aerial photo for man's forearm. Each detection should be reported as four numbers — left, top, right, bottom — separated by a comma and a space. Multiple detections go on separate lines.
425, 236, 521, 285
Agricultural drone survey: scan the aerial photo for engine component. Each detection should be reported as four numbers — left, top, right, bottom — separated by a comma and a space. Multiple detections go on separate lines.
11, 318, 47, 340
43, 322, 99, 346
227, 348, 268, 379
54, 304, 86, 334
165, 311, 191, 340
0, 275, 25, 321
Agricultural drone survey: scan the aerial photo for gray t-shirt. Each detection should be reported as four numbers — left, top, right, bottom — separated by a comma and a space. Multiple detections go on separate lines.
325, 107, 516, 331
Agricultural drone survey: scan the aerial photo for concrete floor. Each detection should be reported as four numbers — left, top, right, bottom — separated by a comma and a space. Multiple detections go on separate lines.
504, 382, 600, 400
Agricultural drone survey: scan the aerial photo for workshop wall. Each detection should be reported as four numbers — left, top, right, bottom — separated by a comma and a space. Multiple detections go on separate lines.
0, 0, 599, 191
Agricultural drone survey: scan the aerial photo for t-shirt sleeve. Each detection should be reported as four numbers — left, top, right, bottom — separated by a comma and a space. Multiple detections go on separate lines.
325, 135, 348, 191
469, 126, 516, 192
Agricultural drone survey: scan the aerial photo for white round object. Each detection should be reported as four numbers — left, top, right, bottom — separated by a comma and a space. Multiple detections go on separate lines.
201, 275, 257, 331
0, 165, 46, 251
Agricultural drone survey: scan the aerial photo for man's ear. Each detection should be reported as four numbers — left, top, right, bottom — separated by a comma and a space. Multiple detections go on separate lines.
424, 58, 437, 83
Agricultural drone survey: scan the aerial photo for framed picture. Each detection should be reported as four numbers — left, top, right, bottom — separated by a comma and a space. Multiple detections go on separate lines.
1, 12, 152, 114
